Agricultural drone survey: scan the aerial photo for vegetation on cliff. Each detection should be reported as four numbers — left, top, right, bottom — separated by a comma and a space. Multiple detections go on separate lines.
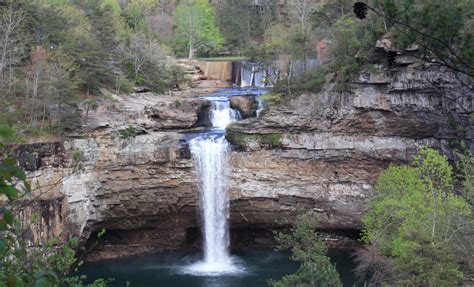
264, 0, 474, 95
356, 148, 473, 286
225, 129, 283, 150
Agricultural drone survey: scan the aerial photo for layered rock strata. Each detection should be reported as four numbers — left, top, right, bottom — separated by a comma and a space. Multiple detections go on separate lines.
18, 58, 472, 260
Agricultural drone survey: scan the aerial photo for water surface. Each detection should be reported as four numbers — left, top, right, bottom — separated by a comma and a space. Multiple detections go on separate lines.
80, 249, 357, 287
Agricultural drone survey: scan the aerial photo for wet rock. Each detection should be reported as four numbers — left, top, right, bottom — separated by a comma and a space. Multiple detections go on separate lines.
229, 95, 257, 118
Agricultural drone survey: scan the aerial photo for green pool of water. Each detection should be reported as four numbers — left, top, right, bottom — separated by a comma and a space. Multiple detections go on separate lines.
80, 249, 357, 287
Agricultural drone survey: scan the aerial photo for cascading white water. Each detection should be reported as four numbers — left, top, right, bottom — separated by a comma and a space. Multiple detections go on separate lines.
241, 62, 266, 87
210, 100, 240, 129
240, 62, 254, 87
184, 97, 242, 275
239, 60, 321, 88
256, 97, 265, 118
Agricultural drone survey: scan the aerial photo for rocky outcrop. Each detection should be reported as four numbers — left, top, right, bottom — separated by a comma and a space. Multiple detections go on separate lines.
143, 97, 211, 130
225, 61, 472, 236
230, 95, 257, 118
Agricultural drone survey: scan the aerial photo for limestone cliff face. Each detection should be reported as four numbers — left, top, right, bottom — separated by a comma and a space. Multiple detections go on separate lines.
19, 60, 473, 260
226, 62, 472, 233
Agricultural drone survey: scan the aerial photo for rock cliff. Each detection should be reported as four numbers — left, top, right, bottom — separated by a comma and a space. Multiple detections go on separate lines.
18, 58, 472, 260
226, 61, 472, 237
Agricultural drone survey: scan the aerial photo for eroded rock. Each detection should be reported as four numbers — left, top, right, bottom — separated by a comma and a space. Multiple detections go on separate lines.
230, 95, 257, 118
143, 97, 211, 130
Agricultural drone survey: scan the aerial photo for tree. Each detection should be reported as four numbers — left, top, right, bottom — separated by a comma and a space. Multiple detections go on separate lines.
268, 215, 341, 287
124, 0, 157, 32
26, 46, 48, 129
46, 50, 80, 132
353, 0, 474, 77
288, 0, 319, 35
173, 0, 224, 59
0, 4, 25, 95
361, 148, 473, 286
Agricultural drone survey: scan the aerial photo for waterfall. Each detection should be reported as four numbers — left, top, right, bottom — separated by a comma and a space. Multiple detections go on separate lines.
184, 97, 242, 275
240, 62, 254, 87
238, 60, 321, 88
189, 136, 233, 271
210, 99, 240, 129
240, 62, 266, 88
256, 97, 265, 118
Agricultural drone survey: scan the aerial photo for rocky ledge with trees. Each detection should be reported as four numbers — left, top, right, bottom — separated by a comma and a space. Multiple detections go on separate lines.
0, 0, 473, 286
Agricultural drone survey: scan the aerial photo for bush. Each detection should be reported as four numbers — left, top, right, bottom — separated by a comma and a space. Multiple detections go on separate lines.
268, 215, 341, 287
118, 125, 140, 139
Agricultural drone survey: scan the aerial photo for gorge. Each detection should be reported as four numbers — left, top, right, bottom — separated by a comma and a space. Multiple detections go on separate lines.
13, 55, 473, 286
1, 1, 472, 285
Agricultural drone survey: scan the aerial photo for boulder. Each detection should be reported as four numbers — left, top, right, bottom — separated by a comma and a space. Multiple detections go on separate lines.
230, 95, 257, 118
143, 98, 211, 129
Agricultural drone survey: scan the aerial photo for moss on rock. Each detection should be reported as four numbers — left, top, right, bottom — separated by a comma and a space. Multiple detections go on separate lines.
226, 129, 283, 150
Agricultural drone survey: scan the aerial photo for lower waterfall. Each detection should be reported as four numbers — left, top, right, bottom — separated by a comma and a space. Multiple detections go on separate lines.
183, 96, 242, 275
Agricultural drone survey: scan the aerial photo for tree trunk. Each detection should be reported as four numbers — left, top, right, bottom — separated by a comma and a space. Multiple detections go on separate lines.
188, 38, 194, 60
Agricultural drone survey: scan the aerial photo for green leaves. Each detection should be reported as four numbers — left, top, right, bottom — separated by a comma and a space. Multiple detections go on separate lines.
269, 215, 341, 287
173, 0, 224, 58
0, 125, 14, 140
362, 148, 473, 285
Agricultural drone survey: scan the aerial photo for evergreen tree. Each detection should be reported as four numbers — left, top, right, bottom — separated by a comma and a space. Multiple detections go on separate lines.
269, 215, 341, 287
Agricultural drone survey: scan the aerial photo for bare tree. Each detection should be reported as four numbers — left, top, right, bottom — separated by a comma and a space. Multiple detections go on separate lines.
26, 47, 48, 128
121, 32, 166, 80
287, 0, 320, 72
0, 4, 25, 95
287, 0, 319, 34
146, 12, 174, 43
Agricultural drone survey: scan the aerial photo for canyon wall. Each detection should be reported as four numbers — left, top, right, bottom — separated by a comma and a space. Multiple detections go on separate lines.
18, 57, 473, 260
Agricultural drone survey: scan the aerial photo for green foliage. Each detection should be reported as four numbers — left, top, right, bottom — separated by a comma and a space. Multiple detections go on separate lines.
124, 0, 156, 32
173, 0, 224, 59
273, 65, 330, 97
0, 0, 182, 137
72, 149, 83, 163
377, 0, 474, 76
261, 93, 285, 105
362, 147, 473, 286
215, 0, 270, 54
268, 215, 341, 287
226, 130, 282, 150
331, 16, 367, 86
243, 43, 280, 67
457, 153, 474, 210
118, 125, 140, 139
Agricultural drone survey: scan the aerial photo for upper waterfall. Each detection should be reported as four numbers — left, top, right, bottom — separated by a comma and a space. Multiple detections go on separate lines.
238, 60, 320, 88
209, 98, 240, 129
